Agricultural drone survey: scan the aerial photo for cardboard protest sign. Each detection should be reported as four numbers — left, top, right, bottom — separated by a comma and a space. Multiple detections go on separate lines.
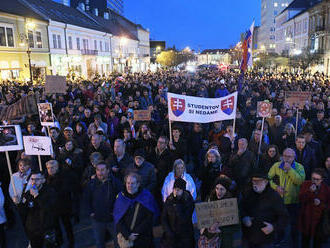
23, 136, 53, 156
0, 125, 23, 152
195, 198, 239, 229
38, 103, 55, 126
134, 110, 151, 121
285, 91, 311, 109
257, 101, 273, 118
45, 75, 67, 94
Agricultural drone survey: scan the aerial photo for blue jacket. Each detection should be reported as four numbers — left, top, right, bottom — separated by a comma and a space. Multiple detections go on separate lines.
85, 174, 122, 222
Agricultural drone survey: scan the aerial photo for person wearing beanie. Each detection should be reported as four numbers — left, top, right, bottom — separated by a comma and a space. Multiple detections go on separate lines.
240, 170, 289, 247
128, 149, 156, 193
161, 177, 195, 248
199, 175, 241, 248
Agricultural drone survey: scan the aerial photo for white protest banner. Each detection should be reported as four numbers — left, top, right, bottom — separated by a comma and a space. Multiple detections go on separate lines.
23, 136, 53, 156
0, 125, 23, 152
45, 75, 67, 94
195, 198, 239, 229
167, 92, 237, 123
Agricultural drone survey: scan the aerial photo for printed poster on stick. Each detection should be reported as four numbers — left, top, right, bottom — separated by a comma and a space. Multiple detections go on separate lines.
23, 136, 53, 156
195, 198, 239, 229
134, 110, 151, 121
285, 91, 311, 109
0, 125, 23, 152
38, 103, 55, 126
257, 101, 273, 118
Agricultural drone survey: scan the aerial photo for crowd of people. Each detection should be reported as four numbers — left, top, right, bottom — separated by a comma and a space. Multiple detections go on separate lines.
0, 68, 329, 248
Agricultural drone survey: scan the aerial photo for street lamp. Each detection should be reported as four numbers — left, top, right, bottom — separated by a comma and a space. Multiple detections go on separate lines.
19, 21, 35, 83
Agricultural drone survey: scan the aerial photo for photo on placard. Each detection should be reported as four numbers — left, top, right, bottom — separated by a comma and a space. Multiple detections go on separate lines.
38, 103, 54, 126
0, 125, 23, 152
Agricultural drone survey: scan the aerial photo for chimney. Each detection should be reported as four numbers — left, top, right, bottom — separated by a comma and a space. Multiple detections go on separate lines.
93, 8, 98, 16
61, 0, 70, 7
78, 2, 85, 11
104, 12, 109, 20
85, 0, 90, 11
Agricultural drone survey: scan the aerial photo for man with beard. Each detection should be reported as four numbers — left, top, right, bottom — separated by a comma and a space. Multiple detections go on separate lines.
241, 172, 289, 248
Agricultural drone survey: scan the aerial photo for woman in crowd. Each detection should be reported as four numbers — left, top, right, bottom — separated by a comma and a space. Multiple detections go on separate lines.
162, 159, 196, 202
298, 168, 330, 248
279, 123, 296, 152
199, 176, 241, 248
74, 122, 90, 150
260, 145, 280, 173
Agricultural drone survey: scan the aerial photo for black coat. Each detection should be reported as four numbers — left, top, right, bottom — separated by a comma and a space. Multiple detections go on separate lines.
229, 150, 255, 191
19, 184, 57, 236
161, 191, 195, 248
294, 146, 316, 180
85, 175, 122, 222
108, 153, 134, 182
129, 161, 157, 193
86, 142, 113, 164
46, 170, 79, 216
241, 185, 289, 245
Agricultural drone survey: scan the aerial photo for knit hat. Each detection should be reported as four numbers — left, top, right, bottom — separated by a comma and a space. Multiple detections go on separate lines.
173, 178, 186, 190
134, 149, 145, 158
251, 170, 269, 180
213, 176, 232, 191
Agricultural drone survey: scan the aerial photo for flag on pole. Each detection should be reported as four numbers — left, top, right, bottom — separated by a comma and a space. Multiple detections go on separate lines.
240, 20, 255, 72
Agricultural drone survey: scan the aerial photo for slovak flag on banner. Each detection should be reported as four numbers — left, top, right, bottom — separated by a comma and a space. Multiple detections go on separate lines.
240, 20, 254, 72
167, 92, 237, 123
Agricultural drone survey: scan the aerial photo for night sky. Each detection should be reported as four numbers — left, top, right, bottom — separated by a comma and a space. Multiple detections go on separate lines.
125, 0, 261, 50
53, 0, 261, 51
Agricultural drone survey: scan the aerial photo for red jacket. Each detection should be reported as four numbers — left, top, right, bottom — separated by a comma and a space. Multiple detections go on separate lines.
298, 181, 330, 236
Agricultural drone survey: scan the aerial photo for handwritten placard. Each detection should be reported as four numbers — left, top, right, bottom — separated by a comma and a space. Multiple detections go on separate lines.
134, 110, 151, 121
45, 75, 67, 94
285, 91, 311, 109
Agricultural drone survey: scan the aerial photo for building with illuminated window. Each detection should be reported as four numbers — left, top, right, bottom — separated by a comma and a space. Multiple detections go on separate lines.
259, 0, 294, 52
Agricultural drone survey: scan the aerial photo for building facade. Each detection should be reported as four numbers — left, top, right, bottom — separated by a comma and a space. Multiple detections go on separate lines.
275, 8, 309, 56
259, 0, 293, 52
71, 0, 124, 15
308, 0, 330, 75
0, 3, 50, 81
198, 49, 231, 65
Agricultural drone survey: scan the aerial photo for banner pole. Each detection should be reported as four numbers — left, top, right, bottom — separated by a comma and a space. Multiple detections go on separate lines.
232, 116, 236, 138
169, 119, 173, 144
295, 108, 299, 138
258, 117, 265, 155
38, 155, 43, 171
6, 151, 17, 196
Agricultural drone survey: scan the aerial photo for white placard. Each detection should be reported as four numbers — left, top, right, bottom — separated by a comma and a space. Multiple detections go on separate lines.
0, 125, 23, 152
23, 136, 53, 156
168, 92, 237, 123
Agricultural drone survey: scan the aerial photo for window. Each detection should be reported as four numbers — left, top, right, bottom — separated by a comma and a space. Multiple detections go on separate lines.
53, 34, 57, 48
274, 11, 278, 16
105, 42, 109, 52
36, 31, 42, 48
76, 37, 80, 50
6, 28, 14, 47
99, 41, 103, 52
0, 27, 5, 46
83, 39, 88, 50
94, 40, 97, 50
68, 36, 72, 49
28, 30, 34, 48
57, 35, 61, 49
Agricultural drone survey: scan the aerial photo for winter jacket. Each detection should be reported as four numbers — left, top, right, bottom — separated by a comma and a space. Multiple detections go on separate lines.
129, 161, 157, 193
161, 191, 195, 248
268, 161, 305, 205
298, 181, 330, 237
294, 146, 316, 180
108, 153, 134, 182
241, 185, 289, 245
85, 175, 122, 222
229, 150, 255, 191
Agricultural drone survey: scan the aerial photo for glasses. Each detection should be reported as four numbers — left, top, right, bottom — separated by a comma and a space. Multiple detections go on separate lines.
283, 154, 294, 158
31, 178, 43, 181
312, 177, 322, 181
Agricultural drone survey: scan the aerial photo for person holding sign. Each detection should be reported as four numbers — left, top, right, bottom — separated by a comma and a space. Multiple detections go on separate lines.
241, 171, 289, 248
199, 176, 241, 248
161, 178, 195, 248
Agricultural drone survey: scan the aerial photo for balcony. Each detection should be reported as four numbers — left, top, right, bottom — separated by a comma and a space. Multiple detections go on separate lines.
81, 49, 98, 55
